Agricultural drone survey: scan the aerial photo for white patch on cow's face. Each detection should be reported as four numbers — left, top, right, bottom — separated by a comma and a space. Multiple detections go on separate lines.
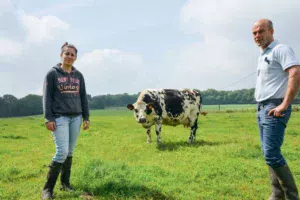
133, 102, 146, 122
132, 102, 155, 125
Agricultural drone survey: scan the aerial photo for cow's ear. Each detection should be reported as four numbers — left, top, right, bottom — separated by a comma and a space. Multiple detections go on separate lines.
127, 104, 134, 110
146, 103, 153, 115
147, 103, 154, 109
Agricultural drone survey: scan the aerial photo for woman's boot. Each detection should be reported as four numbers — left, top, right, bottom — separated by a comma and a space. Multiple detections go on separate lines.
60, 156, 74, 191
42, 161, 62, 199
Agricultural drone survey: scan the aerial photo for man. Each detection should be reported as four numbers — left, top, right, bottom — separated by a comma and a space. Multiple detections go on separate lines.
253, 19, 300, 200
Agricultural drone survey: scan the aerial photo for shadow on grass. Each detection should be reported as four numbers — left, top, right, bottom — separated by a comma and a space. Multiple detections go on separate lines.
70, 160, 175, 200
59, 181, 174, 200
156, 139, 230, 151
0, 135, 27, 139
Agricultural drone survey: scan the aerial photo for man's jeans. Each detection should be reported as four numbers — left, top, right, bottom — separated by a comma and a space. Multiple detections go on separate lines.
52, 115, 82, 163
257, 99, 292, 168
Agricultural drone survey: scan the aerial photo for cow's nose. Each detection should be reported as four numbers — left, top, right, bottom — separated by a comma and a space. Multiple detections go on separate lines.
139, 118, 146, 123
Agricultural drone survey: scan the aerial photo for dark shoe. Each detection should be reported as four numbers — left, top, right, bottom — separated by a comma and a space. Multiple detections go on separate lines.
273, 165, 299, 200
268, 166, 285, 200
60, 184, 74, 192
42, 161, 62, 200
42, 188, 52, 200
60, 156, 74, 191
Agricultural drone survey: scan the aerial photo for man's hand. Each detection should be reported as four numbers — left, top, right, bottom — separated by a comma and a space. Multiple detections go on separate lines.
83, 120, 90, 130
46, 121, 56, 131
268, 104, 287, 117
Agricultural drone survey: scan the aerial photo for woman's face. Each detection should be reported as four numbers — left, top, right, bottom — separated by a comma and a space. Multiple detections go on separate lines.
61, 47, 77, 66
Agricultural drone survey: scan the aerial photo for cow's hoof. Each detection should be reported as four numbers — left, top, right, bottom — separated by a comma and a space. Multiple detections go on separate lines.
188, 140, 194, 144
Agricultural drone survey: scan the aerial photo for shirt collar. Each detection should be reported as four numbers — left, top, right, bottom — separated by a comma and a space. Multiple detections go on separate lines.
267, 40, 278, 49
261, 40, 278, 54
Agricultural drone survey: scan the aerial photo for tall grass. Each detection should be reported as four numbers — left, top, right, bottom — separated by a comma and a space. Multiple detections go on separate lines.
0, 108, 299, 199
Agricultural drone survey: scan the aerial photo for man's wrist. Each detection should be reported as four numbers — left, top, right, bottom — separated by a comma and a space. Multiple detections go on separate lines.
281, 101, 290, 110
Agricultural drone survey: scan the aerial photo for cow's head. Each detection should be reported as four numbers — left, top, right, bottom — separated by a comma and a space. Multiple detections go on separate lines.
127, 102, 155, 125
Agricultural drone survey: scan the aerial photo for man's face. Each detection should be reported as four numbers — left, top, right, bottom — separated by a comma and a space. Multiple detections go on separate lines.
252, 22, 274, 49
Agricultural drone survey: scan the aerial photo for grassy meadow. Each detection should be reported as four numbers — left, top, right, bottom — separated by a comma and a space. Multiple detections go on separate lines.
0, 105, 300, 200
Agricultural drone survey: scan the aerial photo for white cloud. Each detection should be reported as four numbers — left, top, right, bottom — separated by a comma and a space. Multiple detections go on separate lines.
0, 2, 71, 98
180, 0, 299, 35
2, 0, 300, 98
21, 15, 69, 44
0, 39, 23, 62
0, 72, 22, 97
0, 71, 45, 98
76, 49, 148, 96
175, 0, 300, 90
0, 0, 14, 12
31, 0, 99, 16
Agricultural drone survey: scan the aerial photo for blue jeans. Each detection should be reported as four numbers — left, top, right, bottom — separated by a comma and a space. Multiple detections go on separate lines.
52, 115, 82, 163
257, 99, 292, 168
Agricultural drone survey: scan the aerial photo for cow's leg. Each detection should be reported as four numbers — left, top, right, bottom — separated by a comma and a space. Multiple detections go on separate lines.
188, 117, 198, 143
155, 123, 162, 144
146, 128, 151, 143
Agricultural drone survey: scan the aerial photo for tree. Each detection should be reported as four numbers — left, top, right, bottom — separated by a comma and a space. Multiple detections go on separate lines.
1, 88, 260, 118
90, 96, 105, 109
16, 95, 43, 116
2, 94, 18, 117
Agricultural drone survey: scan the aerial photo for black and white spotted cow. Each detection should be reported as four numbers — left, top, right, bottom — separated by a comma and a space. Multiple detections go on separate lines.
127, 89, 203, 144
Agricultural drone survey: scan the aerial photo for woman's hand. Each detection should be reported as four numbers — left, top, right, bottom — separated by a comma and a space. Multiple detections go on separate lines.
83, 120, 90, 130
46, 121, 56, 131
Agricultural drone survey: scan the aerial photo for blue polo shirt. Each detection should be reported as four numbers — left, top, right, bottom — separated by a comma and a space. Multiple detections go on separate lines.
255, 40, 300, 102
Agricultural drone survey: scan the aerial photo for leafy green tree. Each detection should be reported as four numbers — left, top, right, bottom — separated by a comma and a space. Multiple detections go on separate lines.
2, 94, 18, 117
16, 95, 43, 116
5, 87, 300, 118
90, 96, 105, 109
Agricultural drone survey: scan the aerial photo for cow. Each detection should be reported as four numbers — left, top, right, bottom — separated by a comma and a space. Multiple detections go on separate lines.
127, 89, 203, 144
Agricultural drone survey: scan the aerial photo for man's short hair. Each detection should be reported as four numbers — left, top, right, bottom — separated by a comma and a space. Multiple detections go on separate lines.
267, 20, 273, 30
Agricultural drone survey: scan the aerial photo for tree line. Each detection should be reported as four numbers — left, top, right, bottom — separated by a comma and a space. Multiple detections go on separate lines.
1, 88, 300, 118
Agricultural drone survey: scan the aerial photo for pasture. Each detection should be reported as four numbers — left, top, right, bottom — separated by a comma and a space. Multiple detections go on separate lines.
0, 105, 299, 200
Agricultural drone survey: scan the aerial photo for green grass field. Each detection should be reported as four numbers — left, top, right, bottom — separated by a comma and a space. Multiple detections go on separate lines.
0, 106, 299, 200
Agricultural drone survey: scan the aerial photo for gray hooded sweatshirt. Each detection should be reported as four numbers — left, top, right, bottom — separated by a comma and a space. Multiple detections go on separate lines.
43, 64, 89, 122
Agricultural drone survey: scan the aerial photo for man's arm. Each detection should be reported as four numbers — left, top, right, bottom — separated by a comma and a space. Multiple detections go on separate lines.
268, 65, 300, 116
282, 65, 300, 107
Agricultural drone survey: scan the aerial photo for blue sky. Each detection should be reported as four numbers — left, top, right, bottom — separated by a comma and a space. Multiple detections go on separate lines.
1, 0, 300, 98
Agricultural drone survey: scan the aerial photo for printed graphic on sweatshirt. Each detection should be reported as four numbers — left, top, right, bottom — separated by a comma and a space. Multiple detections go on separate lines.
57, 76, 80, 94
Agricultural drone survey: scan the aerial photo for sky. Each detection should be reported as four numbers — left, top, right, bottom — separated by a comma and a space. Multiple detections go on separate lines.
1, 0, 300, 98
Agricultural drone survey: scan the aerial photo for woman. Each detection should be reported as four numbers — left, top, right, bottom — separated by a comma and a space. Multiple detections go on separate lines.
42, 42, 90, 199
